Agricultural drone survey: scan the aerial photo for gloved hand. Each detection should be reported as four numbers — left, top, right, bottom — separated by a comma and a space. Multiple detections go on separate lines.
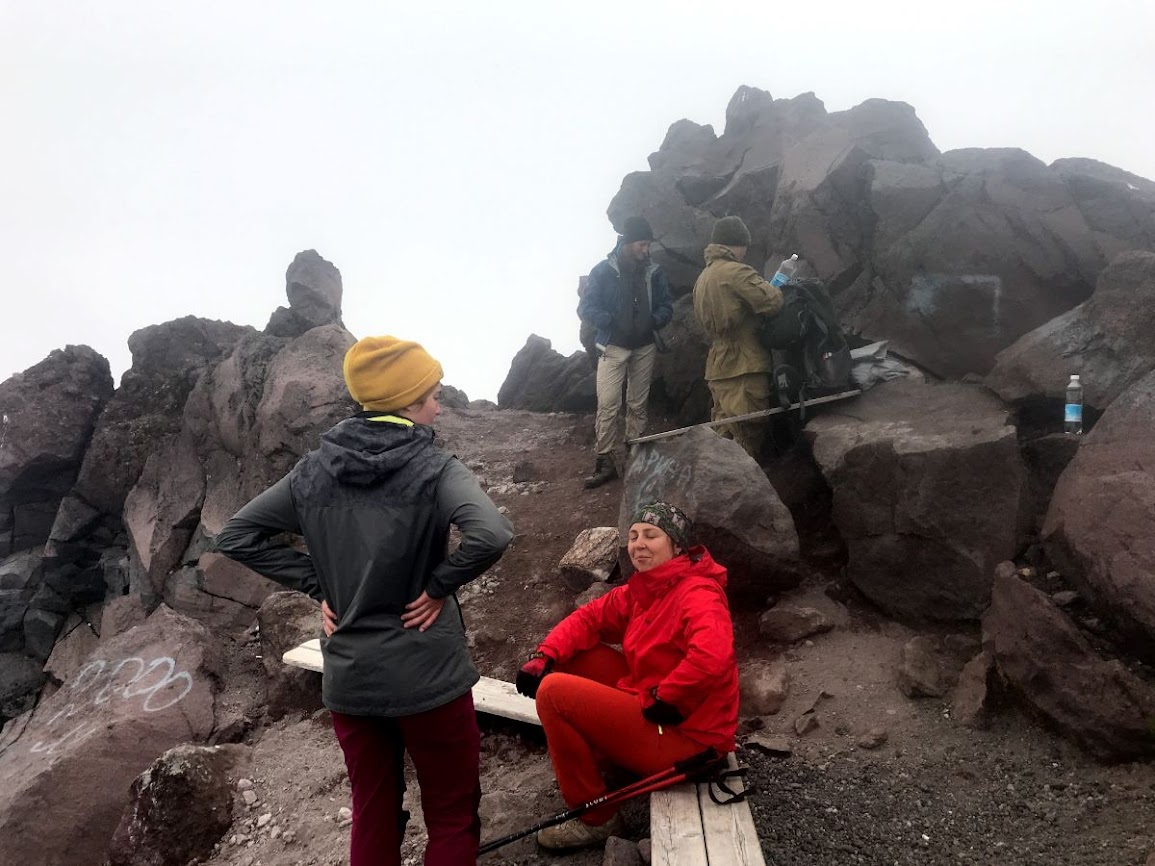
515, 652, 554, 699
642, 688, 685, 727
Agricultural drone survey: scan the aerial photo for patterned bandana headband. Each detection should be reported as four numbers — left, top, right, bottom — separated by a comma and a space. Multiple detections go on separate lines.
630, 502, 693, 553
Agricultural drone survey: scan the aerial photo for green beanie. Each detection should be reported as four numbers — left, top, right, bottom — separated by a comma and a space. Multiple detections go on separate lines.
711, 215, 752, 247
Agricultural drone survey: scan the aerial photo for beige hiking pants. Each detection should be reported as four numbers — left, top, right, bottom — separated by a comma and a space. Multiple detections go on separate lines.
594, 343, 657, 456
708, 372, 771, 458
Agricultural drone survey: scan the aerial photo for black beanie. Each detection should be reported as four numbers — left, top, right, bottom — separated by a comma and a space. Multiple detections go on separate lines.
711, 215, 752, 247
620, 216, 655, 245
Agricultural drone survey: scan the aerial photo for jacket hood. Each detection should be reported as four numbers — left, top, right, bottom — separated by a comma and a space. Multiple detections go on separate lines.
627, 545, 727, 606
313, 416, 439, 486
703, 243, 743, 266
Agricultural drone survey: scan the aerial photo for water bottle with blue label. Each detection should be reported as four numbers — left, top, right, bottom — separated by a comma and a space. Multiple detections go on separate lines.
1064, 374, 1083, 434
770, 254, 799, 287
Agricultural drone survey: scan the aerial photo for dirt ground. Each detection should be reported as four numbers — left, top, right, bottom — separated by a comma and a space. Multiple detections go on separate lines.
198, 407, 1155, 866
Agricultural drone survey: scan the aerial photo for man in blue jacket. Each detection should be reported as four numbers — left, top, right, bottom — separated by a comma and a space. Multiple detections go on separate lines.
577, 216, 674, 488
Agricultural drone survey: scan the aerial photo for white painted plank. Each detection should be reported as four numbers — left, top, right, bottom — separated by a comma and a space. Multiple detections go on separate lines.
280, 640, 540, 725
698, 753, 766, 866
650, 784, 708, 866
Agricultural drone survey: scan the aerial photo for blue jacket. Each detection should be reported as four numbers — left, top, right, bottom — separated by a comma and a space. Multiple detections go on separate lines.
578, 248, 674, 353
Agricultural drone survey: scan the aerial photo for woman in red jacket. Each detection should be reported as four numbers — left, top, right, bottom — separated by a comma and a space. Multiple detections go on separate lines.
516, 502, 739, 850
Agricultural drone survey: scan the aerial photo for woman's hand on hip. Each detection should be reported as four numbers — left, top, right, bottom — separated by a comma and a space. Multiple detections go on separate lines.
321, 599, 338, 637
402, 591, 446, 631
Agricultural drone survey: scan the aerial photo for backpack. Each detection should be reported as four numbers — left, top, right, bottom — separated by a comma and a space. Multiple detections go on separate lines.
757, 278, 852, 412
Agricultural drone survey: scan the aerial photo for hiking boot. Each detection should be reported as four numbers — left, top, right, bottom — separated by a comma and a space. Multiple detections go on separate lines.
582, 455, 618, 489
536, 814, 624, 850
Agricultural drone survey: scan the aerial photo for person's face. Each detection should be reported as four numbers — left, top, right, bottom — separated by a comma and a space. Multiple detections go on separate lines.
628, 522, 680, 572
621, 240, 651, 262
404, 384, 442, 427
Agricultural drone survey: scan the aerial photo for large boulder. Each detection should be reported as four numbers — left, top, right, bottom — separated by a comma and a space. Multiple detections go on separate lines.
1050, 158, 1155, 262
807, 380, 1027, 621
106, 742, 248, 866
265, 249, 345, 338
0, 346, 113, 555
65, 317, 249, 519
497, 335, 596, 412
648, 295, 711, 425
986, 250, 1155, 410
256, 590, 323, 719
0, 606, 222, 866
1042, 369, 1155, 660
984, 563, 1155, 761
619, 427, 800, 601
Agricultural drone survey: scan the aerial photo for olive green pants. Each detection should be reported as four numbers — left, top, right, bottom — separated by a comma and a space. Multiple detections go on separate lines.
708, 373, 771, 458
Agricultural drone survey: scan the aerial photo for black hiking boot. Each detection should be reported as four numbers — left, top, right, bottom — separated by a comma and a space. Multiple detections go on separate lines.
582, 455, 618, 489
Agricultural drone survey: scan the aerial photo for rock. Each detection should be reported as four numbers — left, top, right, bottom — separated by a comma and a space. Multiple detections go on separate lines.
1052, 590, 1079, 607
856, 728, 888, 749
497, 335, 596, 412
265, 250, 344, 337
558, 528, 620, 591
604, 835, 643, 866
22, 608, 63, 661
952, 650, 996, 729
257, 591, 323, 719
987, 251, 1155, 410
0, 345, 113, 555
0, 652, 45, 722
67, 317, 250, 519
242, 789, 258, 806
511, 460, 537, 483
0, 593, 29, 653
575, 583, 614, 609
101, 594, 148, 638
744, 733, 793, 756
794, 713, 820, 736
468, 399, 498, 411
649, 295, 712, 425
106, 742, 248, 866
739, 659, 789, 716
439, 385, 470, 410
620, 427, 800, 601
236, 778, 253, 791
638, 837, 652, 864
985, 562, 1155, 760
807, 380, 1027, 620
164, 552, 281, 632
1042, 369, 1155, 660
1050, 158, 1155, 268
757, 605, 833, 644
1019, 433, 1081, 532
0, 550, 43, 590
897, 636, 958, 698
44, 609, 102, 684
0, 605, 223, 866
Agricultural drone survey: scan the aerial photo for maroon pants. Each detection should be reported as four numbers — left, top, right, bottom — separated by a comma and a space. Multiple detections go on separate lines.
331, 691, 481, 866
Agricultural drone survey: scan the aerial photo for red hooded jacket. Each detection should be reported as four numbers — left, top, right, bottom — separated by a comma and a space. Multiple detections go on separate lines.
538, 546, 738, 753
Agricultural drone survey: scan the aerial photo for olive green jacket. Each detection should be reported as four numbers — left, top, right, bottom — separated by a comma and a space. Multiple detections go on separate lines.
692, 244, 784, 380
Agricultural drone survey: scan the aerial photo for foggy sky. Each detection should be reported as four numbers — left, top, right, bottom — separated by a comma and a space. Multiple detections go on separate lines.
2, 0, 1152, 400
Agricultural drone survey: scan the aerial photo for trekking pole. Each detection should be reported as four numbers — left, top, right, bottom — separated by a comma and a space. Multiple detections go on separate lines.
477, 748, 724, 855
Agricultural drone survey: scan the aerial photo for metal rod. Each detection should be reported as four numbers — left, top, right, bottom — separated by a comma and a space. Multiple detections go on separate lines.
626, 389, 862, 446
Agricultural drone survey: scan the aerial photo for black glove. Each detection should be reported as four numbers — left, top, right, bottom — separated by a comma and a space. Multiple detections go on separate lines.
642, 688, 685, 727
515, 652, 554, 699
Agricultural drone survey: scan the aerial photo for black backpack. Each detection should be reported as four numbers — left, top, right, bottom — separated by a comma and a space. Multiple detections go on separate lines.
758, 278, 852, 411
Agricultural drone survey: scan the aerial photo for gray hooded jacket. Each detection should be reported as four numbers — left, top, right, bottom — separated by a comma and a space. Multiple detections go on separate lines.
215, 414, 513, 716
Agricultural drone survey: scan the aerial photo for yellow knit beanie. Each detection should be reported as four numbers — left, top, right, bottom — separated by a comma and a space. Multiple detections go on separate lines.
343, 335, 443, 412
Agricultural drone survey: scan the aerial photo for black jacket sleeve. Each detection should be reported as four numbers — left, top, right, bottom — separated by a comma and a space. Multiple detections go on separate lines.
425, 459, 514, 599
213, 476, 323, 601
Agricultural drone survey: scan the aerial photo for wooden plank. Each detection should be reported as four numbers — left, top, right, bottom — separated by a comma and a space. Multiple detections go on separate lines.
650, 783, 708, 866
280, 640, 540, 725
698, 753, 766, 866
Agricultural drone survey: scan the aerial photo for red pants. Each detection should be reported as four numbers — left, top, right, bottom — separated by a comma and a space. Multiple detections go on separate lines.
331, 691, 481, 866
535, 644, 706, 825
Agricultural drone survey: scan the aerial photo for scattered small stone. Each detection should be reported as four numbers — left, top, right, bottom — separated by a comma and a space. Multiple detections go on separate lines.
745, 733, 794, 756
256, 812, 273, 828
857, 728, 889, 749
795, 713, 820, 736
238, 856, 255, 866
1052, 590, 1079, 607
281, 829, 296, 844
270, 825, 283, 840
237, 778, 254, 791
603, 835, 643, 866
242, 790, 259, 806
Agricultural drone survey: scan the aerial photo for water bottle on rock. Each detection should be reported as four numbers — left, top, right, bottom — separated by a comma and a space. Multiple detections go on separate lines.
1064, 374, 1083, 435
770, 253, 799, 287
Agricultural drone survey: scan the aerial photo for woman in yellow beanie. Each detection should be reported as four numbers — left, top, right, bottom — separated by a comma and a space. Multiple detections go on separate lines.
216, 335, 513, 866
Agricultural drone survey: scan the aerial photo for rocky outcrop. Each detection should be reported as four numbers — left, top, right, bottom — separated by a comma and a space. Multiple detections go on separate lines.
807, 380, 1027, 621
620, 426, 800, 601
984, 563, 1155, 761
265, 250, 344, 338
497, 335, 596, 412
107, 743, 248, 866
0, 606, 223, 866
558, 527, 620, 592
1042, 369, 1155, 660
0, 346, 113, 556
987, 250, 1155, 411
256, 591, 323, 720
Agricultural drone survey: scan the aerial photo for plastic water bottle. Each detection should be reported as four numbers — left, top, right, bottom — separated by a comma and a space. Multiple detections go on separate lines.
770, 254, 799, 287
1064, 374, 1083, 434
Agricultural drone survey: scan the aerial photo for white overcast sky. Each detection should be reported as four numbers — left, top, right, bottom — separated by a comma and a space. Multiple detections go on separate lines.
2, 0, 1153, 401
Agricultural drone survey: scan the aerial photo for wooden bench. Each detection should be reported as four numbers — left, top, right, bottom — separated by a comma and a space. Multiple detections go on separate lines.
283, 640, 764, 863
282, 638, 541, 725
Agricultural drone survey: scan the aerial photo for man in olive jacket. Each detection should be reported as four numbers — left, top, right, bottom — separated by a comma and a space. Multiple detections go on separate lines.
692, 216, 784, 458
